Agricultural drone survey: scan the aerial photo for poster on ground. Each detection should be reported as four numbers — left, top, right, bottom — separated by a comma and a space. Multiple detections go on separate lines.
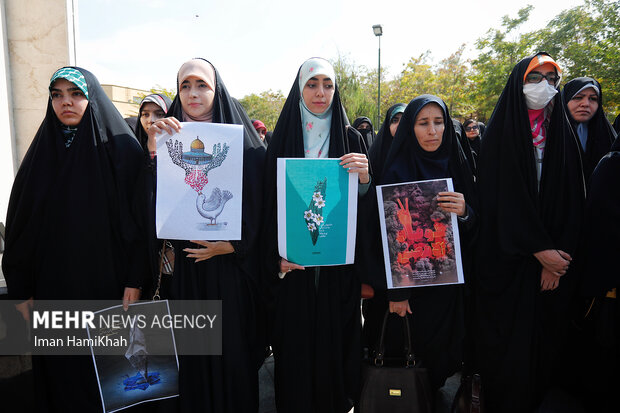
377, 178, 465, 289
277, 158, 358, 266
156, 122, 244, 240
87, 301, 179, 413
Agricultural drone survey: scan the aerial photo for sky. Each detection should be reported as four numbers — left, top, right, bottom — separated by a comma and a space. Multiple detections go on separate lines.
76, 0, 586, 98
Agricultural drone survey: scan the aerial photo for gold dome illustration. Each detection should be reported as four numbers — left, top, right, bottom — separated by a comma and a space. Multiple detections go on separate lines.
190, 137, 205, 151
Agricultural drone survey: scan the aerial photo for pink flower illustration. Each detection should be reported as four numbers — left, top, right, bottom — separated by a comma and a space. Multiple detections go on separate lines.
306, 122, 313, 131
309, 67, 314, 72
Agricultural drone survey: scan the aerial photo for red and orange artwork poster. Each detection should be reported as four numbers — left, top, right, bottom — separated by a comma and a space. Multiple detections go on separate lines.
377, 178, 464, 288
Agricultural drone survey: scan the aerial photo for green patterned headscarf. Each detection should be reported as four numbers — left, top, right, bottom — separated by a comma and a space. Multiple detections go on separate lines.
49, 67, 89, 100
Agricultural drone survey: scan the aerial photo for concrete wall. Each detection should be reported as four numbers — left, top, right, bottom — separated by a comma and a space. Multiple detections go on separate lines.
0, 1, 16, 230
0, 0, 75, 225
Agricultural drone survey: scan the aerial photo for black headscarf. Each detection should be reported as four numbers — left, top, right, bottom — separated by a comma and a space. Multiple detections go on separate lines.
382, 95, 475, 199
2, 66, 148, 300
561, 77, 616, 181
134, 93, 172, 153
614, 113, 620, 134
477, 52, 585, 259
378, 95, 477, 390
368, 103, 406, 184
459, 119, 480, 175
353, 116, 375, 148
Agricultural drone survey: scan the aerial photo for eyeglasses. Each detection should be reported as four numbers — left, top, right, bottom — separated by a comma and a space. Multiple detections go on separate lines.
525, 72, 560, 85
465, 125, 479, 132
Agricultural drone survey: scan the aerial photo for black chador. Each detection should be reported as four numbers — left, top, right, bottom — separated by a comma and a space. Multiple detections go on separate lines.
261, 58, 369, 413
474, 53, 586, 412
561, 77, 616, 181
2, 67, 149, 411
163, 58, 266, 413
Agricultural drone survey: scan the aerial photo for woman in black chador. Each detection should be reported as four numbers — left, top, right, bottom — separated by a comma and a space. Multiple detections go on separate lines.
460, 118, 481, 175
352, 115, 375, 148
380, 95, 477, 393
134, 93, 172, 298
474, 53, 586, 412
261, 57, 370, 413
367, 103, 406, 184
147, 58, 266, 412
360, 102, 407, 356
561, 77, 616, 181
2, 67, 149, 411
576, 136, 620, 412
135, 93, 172, 156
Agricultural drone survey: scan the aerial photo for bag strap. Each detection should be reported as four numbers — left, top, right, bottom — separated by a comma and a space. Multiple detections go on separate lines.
471, 373, 482, 413
152, 240, 167, 301
374, 309, 415, 367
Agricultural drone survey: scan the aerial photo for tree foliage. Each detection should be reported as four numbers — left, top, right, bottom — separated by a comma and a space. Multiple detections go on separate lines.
538, 0, 620, 117
238, 90, 286, 131
331, 54, 377, 126
140, 85, 177, 102
213, 1, 620, 129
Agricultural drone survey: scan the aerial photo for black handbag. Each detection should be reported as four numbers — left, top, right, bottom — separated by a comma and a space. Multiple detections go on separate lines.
359, 310, 433, 413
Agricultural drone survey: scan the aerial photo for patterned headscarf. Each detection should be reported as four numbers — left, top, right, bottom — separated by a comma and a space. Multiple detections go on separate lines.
49, 67, 89, 100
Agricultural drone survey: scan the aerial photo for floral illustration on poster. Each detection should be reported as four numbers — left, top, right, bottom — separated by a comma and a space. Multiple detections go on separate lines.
377, 178, 464, 288
303, 178, 327, 245
277, 159, 358, 267
156, 122, 243, 240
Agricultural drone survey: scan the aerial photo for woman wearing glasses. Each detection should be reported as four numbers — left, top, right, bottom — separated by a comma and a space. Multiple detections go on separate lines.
473, 53, 586, 412
461, 119, 481, 174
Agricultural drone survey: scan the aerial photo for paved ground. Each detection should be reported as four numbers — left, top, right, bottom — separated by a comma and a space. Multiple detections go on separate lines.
258, 354, 460, 413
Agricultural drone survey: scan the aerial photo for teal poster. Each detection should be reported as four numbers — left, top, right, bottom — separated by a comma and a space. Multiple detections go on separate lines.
277, 159, 358, 266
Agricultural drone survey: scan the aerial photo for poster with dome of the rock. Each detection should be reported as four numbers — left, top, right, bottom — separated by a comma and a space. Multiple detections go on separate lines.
156, 122, 244, 240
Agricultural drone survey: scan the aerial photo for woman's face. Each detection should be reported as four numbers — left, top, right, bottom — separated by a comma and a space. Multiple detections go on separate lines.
140, 102, 166, 132
302, 74, 335, 114
179, 75, 215, 119
567, 87, 599, 123
464, 123, 479, 139
413, 103, 444, 152
50, 78, 89, 126
389, 112, 403, 137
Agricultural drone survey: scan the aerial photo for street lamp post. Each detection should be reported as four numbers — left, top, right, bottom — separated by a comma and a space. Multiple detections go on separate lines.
372, 24, 383, 128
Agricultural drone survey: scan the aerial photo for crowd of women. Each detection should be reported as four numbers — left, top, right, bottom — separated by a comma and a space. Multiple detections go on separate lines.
2, 52, 619, 412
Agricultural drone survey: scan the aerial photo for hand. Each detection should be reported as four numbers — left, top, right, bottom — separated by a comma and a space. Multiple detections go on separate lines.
389, 300, 412, 317
184, 240, 235, 263
437, 192, 466, 217
280, 258, 305, 273
15, 297, 33, 322
122, 288, 141, 311
147, 116, 182, 141
339, 153, 369, 184
540, 268, 560, 291
534, 249, 571, 276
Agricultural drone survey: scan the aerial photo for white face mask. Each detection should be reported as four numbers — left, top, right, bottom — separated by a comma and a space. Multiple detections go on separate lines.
523, 81, 558, 110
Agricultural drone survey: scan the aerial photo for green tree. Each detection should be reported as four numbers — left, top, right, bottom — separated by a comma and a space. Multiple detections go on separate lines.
141, 85, 176, 102
330, 54, 377, 126
470, 5, 541, 120
537, 0, 620, 117
238, 90, 286, 131
433, 45, 476, 120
